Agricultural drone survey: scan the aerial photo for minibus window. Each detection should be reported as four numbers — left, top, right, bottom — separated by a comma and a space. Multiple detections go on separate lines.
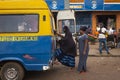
0, 14, 39, 33
43, 15, 46, 21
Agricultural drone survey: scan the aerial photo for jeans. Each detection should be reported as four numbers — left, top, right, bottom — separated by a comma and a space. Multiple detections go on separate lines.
99, 38, 109, 54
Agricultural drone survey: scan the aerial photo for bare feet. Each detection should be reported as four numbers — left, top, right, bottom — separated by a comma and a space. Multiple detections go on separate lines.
79, 71, 87, 74
70, 67, 75, 70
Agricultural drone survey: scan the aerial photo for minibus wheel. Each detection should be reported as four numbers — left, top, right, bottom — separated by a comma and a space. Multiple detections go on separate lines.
0, 62, 24, 80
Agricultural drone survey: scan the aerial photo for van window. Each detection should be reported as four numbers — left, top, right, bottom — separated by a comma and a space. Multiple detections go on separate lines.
0, 14, 39, 33
58, 19, 75, 33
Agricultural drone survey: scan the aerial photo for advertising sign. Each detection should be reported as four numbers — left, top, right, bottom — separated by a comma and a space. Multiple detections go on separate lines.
84, 0, 104, 10
45, 0, 64, 10
69, 4, 84, 10
45, 0, 120, 11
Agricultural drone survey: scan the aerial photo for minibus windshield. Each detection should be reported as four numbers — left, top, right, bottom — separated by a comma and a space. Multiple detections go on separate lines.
58, 19, 75, 34
0, 14, 39, 33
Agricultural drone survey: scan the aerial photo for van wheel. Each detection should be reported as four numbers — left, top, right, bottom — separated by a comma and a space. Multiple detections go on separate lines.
0, 62, 24, 80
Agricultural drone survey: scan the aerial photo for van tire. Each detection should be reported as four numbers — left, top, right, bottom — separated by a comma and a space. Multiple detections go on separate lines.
0, 62, 24, 80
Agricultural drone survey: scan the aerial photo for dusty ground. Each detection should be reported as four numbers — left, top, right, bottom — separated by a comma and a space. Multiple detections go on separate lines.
24, 57, 120, 80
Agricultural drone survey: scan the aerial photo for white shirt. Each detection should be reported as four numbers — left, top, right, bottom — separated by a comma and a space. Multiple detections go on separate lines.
101, 27, 107, 33
97, 27, 100, 32
107, 28, 114, 35
98, 33, 106, 39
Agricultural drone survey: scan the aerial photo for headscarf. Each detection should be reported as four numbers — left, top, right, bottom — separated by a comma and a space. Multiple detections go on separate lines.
59, 26, 76, 56
63, 26, 72, 40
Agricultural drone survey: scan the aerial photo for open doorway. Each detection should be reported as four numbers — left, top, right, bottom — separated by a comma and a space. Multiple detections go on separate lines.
97, 15, 116, 29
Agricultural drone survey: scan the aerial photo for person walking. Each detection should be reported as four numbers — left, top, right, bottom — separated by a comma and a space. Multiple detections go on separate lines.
77, 27, 89, 74
98, 27, 110, 54
54, 26, 77, 69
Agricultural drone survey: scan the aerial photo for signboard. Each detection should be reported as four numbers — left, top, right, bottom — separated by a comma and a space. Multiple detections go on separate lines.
45, 0, 120, 11
69, 4, 84, 10
84, 0, 104, 10
45, 0, 64, 10
104, 4, 120, 11
104, 0, 120, 2
70, 0, 84, 3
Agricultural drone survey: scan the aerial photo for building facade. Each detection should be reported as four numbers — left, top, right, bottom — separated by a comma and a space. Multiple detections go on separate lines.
45, 0, 120, 34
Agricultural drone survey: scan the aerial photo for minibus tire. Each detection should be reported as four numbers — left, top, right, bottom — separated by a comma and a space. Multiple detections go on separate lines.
0, 62, 24, 80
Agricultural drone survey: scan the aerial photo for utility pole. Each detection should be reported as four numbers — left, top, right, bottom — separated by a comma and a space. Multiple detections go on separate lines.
64, 0, 70, 9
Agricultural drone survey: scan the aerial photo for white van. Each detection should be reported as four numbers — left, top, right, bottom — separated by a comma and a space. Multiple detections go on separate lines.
57, 10, 76, 35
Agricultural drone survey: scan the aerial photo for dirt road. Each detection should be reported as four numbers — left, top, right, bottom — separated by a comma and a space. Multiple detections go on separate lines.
24, 57, 120, 80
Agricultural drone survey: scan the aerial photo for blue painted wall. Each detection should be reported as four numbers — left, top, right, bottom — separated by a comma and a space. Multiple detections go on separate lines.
75, 12, 92, 32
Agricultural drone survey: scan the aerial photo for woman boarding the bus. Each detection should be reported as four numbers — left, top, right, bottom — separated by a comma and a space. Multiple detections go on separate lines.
54, 26, 77, 69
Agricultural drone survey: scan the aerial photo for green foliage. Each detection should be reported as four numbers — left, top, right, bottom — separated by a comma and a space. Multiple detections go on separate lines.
88, 36, 96, 42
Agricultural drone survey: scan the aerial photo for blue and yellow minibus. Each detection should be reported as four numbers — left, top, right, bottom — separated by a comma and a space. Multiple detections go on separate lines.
0, 0, 56, 80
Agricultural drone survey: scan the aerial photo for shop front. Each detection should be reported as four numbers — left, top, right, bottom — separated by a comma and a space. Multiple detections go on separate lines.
45, 0, 120, 34
69, 0, 120, 34
92, 11, 120, 35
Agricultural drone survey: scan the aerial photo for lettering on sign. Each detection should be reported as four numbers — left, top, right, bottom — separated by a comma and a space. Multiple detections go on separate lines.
70, 5, 83, 9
